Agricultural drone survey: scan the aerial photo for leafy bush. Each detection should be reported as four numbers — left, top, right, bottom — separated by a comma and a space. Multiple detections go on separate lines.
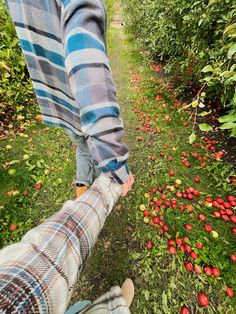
123, 0, 236, 136
0, 2, 35, 134
105, 0, 116, 24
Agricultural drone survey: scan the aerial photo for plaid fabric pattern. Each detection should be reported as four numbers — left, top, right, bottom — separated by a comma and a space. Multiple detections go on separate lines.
0, 186, 130, 313
5, 0, 130, 184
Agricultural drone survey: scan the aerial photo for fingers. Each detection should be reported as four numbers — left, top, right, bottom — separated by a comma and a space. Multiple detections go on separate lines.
121, 173, 135, 197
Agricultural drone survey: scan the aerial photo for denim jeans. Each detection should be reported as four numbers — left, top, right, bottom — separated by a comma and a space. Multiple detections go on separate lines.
65, 128, 101, 186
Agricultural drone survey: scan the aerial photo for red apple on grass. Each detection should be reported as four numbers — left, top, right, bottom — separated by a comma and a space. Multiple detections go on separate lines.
198, 292, 209, 307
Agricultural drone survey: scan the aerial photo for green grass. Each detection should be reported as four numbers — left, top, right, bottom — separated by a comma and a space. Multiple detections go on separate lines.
0, 123, 75, 246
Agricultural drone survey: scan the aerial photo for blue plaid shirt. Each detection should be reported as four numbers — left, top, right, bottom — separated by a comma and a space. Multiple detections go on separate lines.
6, 0, 130, 184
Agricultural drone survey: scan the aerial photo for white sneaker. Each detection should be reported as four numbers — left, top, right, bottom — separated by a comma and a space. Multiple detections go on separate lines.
121, 278, 135, 307
91, 174, 122, 213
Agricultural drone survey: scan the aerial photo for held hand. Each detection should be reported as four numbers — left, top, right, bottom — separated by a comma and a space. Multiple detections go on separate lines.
121, 173, 135, 197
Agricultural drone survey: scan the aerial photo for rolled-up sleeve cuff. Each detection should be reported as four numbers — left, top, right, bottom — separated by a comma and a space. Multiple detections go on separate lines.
105, 163, 130, 185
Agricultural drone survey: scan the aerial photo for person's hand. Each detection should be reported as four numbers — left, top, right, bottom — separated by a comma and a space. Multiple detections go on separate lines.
121, 173, 134, 197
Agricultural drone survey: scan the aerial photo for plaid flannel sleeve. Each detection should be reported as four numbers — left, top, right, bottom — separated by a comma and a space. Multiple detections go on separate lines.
61, 0, 130, 184
0, 187, 113, 313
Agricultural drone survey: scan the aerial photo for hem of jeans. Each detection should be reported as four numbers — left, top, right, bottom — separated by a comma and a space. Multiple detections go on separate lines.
75, 180, 91, 187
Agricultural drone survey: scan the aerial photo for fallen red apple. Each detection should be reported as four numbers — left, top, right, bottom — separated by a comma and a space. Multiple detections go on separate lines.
213, 211, 220, 218
212, 267, 221, 277
204, 224, 213, 232
168, 246, 176, 254
230, 254, 236, 263
176, 238, 183, 246
185, 224, 192, 231
196, 243, 203, 249
169, 170, 175, 176
153, 216, 159, 224
161, 194, 166, 200
227, 195, 235, 202
146, 241, 153, 250
163, 225, 169, 232
185, 244, 192, 253
226, 287, 234, 297
180, 305, 191, 314
168, 239, 175, 246
190, 251, 198, 259
230, 215, 236, 224
194, 265, 202, 273
9, 223, 17, 231
198, 214, 206, 221
216, 197, 224, 204
184, 261, 193, 271
198, 292, 209, 307
204, 266, 212, 276
35, 183, 42, 189
179, 245, 185, 252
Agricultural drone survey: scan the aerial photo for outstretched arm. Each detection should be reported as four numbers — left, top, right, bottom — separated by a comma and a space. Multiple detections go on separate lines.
0, 176, 123, 313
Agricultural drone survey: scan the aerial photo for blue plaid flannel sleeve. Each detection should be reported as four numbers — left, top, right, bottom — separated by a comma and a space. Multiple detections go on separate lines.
61, 0, 130, 184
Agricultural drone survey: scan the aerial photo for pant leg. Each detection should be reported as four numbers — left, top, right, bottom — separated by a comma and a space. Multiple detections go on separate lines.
65, 128, 94, 186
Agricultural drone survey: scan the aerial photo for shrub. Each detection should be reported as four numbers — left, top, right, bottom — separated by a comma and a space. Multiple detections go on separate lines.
123, 0, 236, 135
0, 2, 35, 134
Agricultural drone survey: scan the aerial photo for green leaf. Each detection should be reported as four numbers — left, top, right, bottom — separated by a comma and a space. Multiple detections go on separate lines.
218, 114, 236, 123
230, 127, 236, 137
203, 76, 213, 82
198, 110, 211, 116
230, 64, 236, 72
189, 133, 196, 144
226, 74, 236, 83
208, 0, 218, 5
224, 23, 236, 36
162, 291, 168, 309
202, 65, 213, 73
220, 122, 236, 130
233, 90, 236, 104
8, 160, 20, 165
198, 19, 203, 27
144, 290, 150, 301
199, 123, 213, 131
228, 43, 236, 59
220, 71, 235, 78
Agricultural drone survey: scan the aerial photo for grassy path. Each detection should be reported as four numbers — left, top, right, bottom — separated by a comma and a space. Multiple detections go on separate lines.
70, 25, 135, 304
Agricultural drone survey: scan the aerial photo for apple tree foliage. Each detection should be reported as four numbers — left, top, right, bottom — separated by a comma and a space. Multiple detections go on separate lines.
0, 2, 34, 129
122, 0, 236, 136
